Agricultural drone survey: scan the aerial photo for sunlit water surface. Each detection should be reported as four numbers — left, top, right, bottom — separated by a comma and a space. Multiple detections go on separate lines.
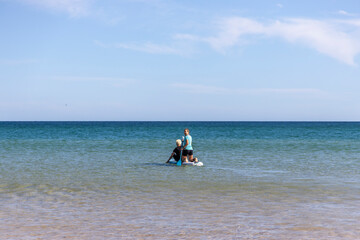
0, 122, 359, 239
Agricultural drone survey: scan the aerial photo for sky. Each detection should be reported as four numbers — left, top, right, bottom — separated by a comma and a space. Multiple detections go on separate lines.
1, 0, 360, 121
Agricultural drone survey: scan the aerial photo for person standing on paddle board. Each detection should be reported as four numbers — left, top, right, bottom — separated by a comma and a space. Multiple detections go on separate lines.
166, 139, 182, 163
182, 128, 194, 163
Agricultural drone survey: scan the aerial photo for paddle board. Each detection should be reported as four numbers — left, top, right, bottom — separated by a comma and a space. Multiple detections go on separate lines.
168, 160, 203, 166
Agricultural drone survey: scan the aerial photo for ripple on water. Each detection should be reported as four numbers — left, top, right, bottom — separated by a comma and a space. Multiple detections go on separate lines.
1, 122, 360, 238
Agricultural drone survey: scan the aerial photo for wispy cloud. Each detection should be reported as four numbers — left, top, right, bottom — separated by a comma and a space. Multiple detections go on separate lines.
14, 0, 127, 24
115, 42, 182, 55
51, 76, 137, 87
337, 19, 360, 27
172, 83, 231, 94
172, 83, 325, 96
95, 40, 188, 55
16, 0, 92, 17
338, 10, 356, 17
0, 59, 38, 65
176, 17, 360, 65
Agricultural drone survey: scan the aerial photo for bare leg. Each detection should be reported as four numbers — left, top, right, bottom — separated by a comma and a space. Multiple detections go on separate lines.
182, 155, 188, 162
188, 155, 194, 162
191, 157, 199, 162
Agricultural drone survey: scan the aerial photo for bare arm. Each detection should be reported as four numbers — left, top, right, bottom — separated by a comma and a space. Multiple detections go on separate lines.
166, 152, 175, 163
182, 139, 189, 149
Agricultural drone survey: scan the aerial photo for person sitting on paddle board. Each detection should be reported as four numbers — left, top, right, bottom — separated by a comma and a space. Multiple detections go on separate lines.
182, 128, 197, 163
166, 139, 182, 163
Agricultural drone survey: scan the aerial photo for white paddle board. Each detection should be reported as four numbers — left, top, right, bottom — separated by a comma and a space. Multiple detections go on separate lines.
168, 160, 203, 166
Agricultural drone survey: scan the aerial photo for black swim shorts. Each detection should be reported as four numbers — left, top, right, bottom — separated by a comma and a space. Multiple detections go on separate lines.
182, 149, 193, 156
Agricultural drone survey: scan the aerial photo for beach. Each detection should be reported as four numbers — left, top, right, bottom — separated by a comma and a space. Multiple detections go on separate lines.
1, 122, 359, 239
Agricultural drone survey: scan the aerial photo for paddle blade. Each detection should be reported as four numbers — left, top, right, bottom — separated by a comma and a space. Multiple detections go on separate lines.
177, 149, 182, 166
177, 158, 182, 166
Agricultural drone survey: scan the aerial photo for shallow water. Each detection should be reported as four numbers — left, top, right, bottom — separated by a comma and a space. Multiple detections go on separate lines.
0, 122, 360, 239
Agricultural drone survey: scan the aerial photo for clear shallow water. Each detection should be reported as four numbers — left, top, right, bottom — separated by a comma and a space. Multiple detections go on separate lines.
0, 122, 360, 239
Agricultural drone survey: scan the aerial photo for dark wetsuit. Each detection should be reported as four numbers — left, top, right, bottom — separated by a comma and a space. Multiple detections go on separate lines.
172, 147, 181, 161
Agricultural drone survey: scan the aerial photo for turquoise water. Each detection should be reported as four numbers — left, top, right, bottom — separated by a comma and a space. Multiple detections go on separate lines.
1, 122, 360, 239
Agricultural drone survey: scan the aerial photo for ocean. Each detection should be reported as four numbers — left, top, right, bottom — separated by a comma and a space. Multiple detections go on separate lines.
0, 122, 359, 239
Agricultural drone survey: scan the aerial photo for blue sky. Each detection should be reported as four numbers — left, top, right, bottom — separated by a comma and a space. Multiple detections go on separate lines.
1, 0, 360, 121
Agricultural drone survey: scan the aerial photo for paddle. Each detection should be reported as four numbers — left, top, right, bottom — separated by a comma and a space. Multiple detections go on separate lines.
177, 137, 184, 166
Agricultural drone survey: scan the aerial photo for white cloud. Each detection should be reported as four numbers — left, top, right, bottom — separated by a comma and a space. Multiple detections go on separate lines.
204, 18, 265, 52
52, 76, 134, 82
0, 59, 37, 65
95, 40, 187, 55
51, 76, 137, 87
336, 19, 360, 27
176, 17, 360, 65
338, 10, 355, 17
172, 83, 231, 94
268, 18, 359, 65
174, 18, 265, 53
14, 0, 127, 23
172, 83, 324, 96
17, 0, 92, 17
115, 42, 182, 55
